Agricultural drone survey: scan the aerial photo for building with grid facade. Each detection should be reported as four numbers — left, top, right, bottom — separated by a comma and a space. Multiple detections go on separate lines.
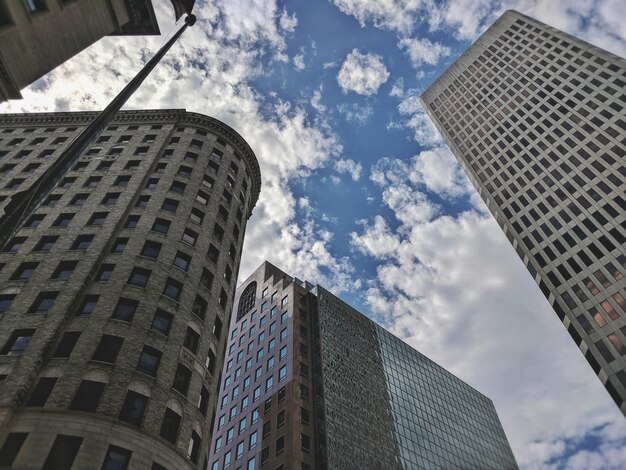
208, 262, 517, 470
0, 0, 160, 102
421, 10, 626, 415
0, 109, 261, 469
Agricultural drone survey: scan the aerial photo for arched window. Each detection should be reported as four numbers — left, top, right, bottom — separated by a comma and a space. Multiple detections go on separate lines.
236, 281, 256, 321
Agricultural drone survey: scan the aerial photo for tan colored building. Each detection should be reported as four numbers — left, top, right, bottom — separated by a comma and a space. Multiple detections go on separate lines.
0, 0, 160, 102
0, 109, 261, 469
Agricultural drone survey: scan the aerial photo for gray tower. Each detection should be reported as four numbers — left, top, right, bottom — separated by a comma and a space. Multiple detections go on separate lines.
0, 109, 261, 469
208, 262, 517, 470
421, 10, 626, 414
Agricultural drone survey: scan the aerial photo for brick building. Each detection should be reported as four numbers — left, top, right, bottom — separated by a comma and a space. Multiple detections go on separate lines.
0, 109, 261, 469
0, 0, 161, 102
421, 10, 626, 414
208, 262, 517, 470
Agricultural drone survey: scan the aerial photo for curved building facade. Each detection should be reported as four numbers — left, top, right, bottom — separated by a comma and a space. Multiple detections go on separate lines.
0, 109, 261, 469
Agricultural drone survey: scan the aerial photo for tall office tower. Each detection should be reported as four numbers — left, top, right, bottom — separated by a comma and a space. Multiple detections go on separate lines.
0, 0, 161, 102
421, 10, 626, 414
208, 262, 517, 470
0, 109, 261, 469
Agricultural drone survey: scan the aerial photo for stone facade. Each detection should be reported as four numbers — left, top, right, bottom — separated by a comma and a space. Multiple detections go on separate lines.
0, 0, 160, 102
209, 262, 517, 469
0, 109, 261, 469
421, 10, 626, 415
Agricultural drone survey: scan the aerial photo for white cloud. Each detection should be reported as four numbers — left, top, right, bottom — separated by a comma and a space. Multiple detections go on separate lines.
333, 158, 362, 181
395, 90, 443, 146
293, 54, 305, 70
310, 89, 326, 113
351, 216, 400, 258
336, 49, 390, 96
0, 0, 355, 294
278, 7, 298, 32
389, 77, 404, 97
398, 37, 451, 67
336, 102, 373, 125
408, 146, 469, 197
331, 0, 430, 35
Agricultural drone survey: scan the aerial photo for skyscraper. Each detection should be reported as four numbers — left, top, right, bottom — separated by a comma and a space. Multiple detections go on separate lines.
209, 262, 517, 469
421, 10, 626, 414
0, 109, 261, 469
0, 0, 161, 102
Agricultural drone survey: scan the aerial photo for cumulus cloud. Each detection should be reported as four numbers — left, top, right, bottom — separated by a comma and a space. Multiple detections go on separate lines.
293, 54, 305, 70
336, 49, 390, 95
393, 89, 443, 146
278, 7, 298, 32
0, 0, 355, 294
408, 146, 469, 197
310, 89, 326, 113
398, 37, 451, 67
333, 158, 362, 181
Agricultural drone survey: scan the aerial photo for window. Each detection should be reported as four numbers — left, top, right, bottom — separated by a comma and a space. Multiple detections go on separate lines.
25, 214, 44, 228
163, 278, 183, 301
182, 228, 198, 246
101, 193, 120, 205
60, 177, 75, 188
247, 457, 256, 470
92, 335, 123, 363
140, 240, 161, 259
88, 212, 108, 226
0, 295, 15, 314
0, 433, 27, 467
70, 380, 105, 412
101, 445, 132, 470
261, 447, 269, 465
213, 224, 224, 241
300, 407, 310, 424
145, 177, 158, 189
213, 317, 223, 340
42, 435, 82, 470
278, 386, 286, 402
200, 268, 214, 290
53, 213, 74, 227
252, 409, 259, 424
277, 409, 285, 428
137, 346, 162, 377
25, 377, 57, 407
206, 350, 217, 373
266, 376, 274, 391
177, 165, 192, 178
172, 363, 192, 396
268, 338, 275, 351
119, 390, 149, 426
53, 332, 80, 358
11, 262, 38, 280
78, 295, 99, 316
135, 196, 150, 208
96, 264, 114, 282
253, 386, 261, 401
279, 346, 287, 360
44, 194, 61, 206
29, 292, 58, 313
280, 328, 288, 342
70, 234, 93, 251
114, 175, 131, 187
226, 428, 234, 443
183, 327, 200, 354
111, 238, 128, 253
300, 433, 311, 453
174, 251, 191, 271
151, 309, 173, 336
69, 193, 88, 206
151, 218, 170, 234
276, 436, 284, 456
207, 244, 219, 263
6, 178, 24, 189
196, 191, 209, 205
192, 295, 207, 320
112, 298, 138, 322
170, 180, 186, 193
34, 235, 57, 252
160, 408, 181, 444
281, 296, 288, 307
161, 198, 179, 213
238, 417, 246, 434
84, 176, 101, 188
279, 365, 287, 381
188, 431, 201, 463
190, 207, 204, 224
3, 237, 24, 254
224, 450, 232, 467
52, 261, 77, 280
199, 386, 210, 416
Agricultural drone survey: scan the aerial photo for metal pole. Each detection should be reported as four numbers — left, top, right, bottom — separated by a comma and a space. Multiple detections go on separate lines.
0, 14, 196, 250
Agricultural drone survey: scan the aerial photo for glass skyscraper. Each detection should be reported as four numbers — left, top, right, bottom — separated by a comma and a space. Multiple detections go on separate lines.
209, 262, 517, 469
421, 10, 626, 414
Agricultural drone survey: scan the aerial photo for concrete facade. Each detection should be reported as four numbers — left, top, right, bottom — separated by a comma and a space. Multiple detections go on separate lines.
209, 262, 517, 469
421, 11, 626, 414
0, 109, 261, 469
0, 0, 160, 102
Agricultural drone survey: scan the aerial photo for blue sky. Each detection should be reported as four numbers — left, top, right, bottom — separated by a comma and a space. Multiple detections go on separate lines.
2, 0, 626, 467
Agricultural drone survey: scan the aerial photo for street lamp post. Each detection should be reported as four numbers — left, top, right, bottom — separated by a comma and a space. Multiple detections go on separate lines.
0, 3, 196, 249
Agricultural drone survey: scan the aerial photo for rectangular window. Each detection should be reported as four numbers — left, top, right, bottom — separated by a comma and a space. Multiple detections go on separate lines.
160, 408, 181, 444
101, 445, 132, 470
119, 390, 148, 426
34, 235, 57, 252
151, 218, 170, 234
173, 363, 192, 396
29, 292, 58, 313
151, 309, 173, 336
112, 298, 138, 322
96, 264, 114, 282
70, 380, 105, 412
70, 234, 93, 251
0, 433, 27, 467
43, 435, 82, 470
53, 332, 80, 358
78, 295, 99, 316
183, 327, 200, 354
163, 278, 183, 301
52, 261, 77, 280
92, 335, 124, 364
26, 377, 58, 407
136, 346, 162, 377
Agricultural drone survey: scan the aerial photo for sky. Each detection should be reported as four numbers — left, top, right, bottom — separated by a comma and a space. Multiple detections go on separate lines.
2, 0, 626, 467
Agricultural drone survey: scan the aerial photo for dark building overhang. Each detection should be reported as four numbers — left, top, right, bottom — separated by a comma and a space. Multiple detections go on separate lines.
109, 0, 161, 36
